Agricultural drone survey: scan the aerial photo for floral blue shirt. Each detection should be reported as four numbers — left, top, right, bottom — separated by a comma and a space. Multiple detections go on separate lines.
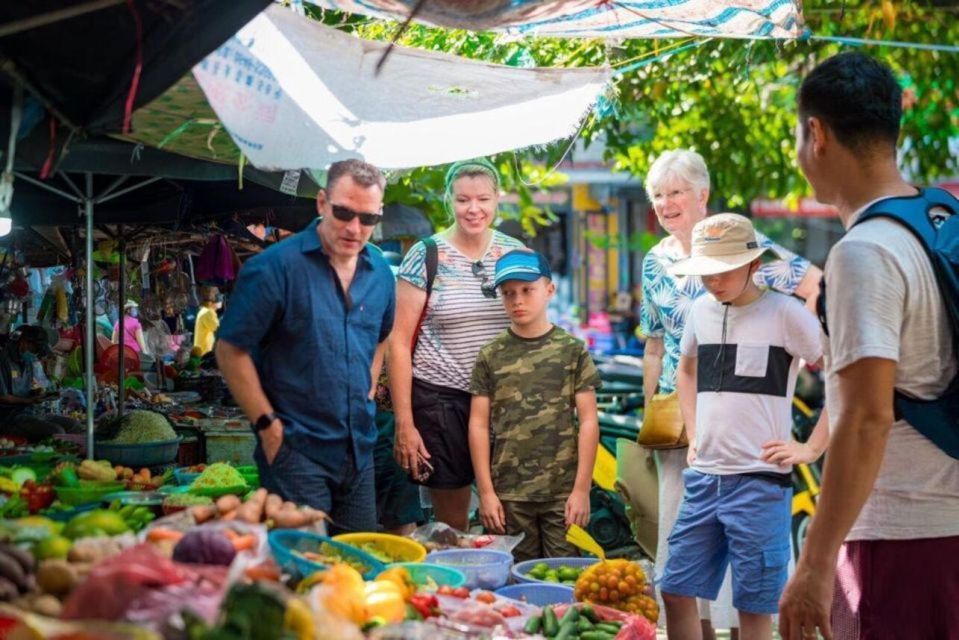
639, 231, 811, 394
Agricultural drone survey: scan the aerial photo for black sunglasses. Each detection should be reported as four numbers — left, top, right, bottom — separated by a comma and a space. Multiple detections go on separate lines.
330, 204, 382, 226
471, 261, 497, 299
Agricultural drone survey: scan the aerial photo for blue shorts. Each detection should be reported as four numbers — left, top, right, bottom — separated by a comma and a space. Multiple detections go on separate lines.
659, 468, 792, 615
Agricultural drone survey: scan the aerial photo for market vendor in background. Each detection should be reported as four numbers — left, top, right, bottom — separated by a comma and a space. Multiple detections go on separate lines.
389, 158, 525, 532
193, 286, 221, 357
112, 299, 147, 354
635, 149, 823, 639
217, 159, 395, 534
0, 325, 82, 442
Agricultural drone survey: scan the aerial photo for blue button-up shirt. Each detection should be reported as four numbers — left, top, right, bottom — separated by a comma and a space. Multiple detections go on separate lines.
219, 221, 395, 473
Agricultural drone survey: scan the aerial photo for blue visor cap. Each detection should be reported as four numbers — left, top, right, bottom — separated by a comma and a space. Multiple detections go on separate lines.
494, 250, 552, 288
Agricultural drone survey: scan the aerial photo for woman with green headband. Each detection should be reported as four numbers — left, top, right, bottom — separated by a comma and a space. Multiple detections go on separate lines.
388, 158, 525, 531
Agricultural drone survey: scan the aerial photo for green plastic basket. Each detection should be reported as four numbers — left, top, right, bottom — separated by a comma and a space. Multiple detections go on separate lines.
188, 483, 249, 498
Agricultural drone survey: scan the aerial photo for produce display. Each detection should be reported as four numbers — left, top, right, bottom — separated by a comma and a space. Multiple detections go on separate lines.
527, 562, 585, 585
295, 545, 374, 576
573, 558, 659, 623
97, 410, 178, 444
526, 603, 627, 639
189, 462, 246, 491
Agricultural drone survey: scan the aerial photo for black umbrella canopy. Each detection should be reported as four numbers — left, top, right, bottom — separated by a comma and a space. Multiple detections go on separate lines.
0, 0, 270, 133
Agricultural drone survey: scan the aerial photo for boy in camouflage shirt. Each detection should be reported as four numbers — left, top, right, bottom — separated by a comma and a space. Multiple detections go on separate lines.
468, 250, 601, 561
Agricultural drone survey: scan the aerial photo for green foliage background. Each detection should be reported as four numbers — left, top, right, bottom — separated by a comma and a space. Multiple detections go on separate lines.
303, 0, 959, 229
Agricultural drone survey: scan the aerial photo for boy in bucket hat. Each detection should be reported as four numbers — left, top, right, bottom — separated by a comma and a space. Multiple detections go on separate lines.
467, 250, 602, 561
659, 214, 829, 640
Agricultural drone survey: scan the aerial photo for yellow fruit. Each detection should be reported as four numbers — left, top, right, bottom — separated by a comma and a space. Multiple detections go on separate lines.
573, 558, 650, 615
33, 535, 72, 560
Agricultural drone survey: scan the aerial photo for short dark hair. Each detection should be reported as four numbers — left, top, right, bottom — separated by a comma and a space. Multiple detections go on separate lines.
798, 52, 902, 153
326, 159, 385, 195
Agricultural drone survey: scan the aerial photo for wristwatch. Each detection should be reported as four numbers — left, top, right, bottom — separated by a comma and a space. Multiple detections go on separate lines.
252, 412, 279, 433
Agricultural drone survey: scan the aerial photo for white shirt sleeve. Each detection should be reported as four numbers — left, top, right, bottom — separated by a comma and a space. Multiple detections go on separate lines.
782, 297, 823, 364
824, 239, 904, 373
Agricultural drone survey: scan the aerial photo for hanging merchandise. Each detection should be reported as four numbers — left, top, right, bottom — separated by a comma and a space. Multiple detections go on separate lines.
195, 235, 238, 286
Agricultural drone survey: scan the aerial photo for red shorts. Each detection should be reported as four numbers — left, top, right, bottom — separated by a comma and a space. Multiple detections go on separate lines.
831, 535, 959, 640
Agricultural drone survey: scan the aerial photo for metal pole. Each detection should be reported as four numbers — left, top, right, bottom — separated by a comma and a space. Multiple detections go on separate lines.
117, 225, 126, 415
84, 175, 95, 460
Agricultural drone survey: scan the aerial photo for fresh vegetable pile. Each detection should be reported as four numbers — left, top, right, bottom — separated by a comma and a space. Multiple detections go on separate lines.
97, 410, 177, 444
526, 603, 625, 639
186, 488, 327, 529
574, 559, 658, 623
527, 562, 585, 585
190, 462, 246, 490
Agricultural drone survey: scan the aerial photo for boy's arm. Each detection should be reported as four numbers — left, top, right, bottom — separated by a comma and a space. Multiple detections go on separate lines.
676, 354, 698, 465
567, 388, 599, 528
468, 394, 506, 534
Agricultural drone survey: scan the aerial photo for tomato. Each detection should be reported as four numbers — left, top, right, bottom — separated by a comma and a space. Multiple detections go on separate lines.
475, 591, 496, 604
437, 585, 453, 596
452, 587, 471, 599
497, 605, 521, 618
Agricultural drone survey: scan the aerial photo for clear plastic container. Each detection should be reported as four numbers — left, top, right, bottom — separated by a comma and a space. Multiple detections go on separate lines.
424, 549, 512, 590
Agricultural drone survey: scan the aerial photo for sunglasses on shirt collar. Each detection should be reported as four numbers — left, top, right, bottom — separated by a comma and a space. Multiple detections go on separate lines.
330, 204, 382, 226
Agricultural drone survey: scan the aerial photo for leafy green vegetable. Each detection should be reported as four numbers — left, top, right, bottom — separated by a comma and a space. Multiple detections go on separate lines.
98, 410, 177, 444
191, 463, 245, 490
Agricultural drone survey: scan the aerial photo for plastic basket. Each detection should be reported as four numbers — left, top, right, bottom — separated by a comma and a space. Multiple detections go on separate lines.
425, 549, 513, 590
385, 562, 466, 589
268, 530, 385, 580
495, 583, 576, 606
54, 480, 126, 506
332, 532, 427, 564
511, 557, 598, 585
95, 437, 181, 467
174, 468, 201, 486
188, 483, 248, 498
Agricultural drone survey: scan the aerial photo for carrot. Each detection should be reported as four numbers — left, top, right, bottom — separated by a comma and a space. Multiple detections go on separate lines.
147, 528, 184, 543
264, 494, 283, 519
272, 509, 311, 529
244, 562, 281, 582
220, 510, 237, 521
232, 534, 257, 552
222, 528, 240, 541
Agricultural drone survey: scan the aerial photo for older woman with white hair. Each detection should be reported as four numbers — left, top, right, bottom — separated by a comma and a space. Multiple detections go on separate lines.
639, 149, 822, 638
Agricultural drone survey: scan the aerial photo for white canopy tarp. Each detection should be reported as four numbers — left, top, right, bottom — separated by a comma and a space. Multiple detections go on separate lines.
192, 5, 611, 171
306, 0, 805, 40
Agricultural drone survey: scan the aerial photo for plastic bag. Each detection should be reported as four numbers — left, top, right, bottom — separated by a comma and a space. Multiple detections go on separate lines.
61, 543, 229, 629
411, 522, 524, 554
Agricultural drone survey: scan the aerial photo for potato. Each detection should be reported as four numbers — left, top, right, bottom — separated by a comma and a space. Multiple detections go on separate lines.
32, 594, 63, 617
36, 559, 77, 597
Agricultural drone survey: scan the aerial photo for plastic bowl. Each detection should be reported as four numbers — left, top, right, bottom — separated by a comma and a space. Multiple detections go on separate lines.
174, 468, 200, 486
54, 480, 126, 506
95, 437, 181, 467
495, 583, 576, 606
384, 562, 466, 589
268, 530, 385, 580
511, 557, 598, 585
425, 549, 513, 590
332, 532, 427, 564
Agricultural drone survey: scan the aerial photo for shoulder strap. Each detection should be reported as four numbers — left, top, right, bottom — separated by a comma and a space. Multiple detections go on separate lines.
423, 237, 438, 297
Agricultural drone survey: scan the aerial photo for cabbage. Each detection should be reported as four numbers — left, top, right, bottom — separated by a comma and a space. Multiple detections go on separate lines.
103, 410, 177, 444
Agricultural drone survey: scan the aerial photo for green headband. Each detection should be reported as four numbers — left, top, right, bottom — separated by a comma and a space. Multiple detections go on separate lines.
443, 158, 500, 216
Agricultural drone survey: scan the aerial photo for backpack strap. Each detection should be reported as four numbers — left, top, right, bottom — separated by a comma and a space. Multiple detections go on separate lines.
411, 237, 439, 354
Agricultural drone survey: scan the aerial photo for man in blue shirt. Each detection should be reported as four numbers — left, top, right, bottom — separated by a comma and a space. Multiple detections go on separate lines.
217, 159, 396, 533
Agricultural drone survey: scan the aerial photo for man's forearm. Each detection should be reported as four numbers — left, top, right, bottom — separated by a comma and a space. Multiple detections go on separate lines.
800, 408, 890, 569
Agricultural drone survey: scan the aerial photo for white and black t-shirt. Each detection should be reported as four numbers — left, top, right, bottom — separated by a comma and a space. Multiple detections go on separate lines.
824, 205, 959, 541
680, 290, 822, 475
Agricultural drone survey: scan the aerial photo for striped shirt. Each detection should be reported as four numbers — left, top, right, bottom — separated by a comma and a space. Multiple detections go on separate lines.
398, 231, 525, 391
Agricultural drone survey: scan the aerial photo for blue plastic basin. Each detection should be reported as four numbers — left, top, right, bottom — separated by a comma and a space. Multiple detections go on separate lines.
495, 583, 576, 606
511, 557, 598, 584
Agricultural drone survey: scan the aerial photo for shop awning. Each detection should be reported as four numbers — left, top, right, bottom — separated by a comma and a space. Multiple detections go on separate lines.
305, 0, 805, 39
184, 5, 610, 171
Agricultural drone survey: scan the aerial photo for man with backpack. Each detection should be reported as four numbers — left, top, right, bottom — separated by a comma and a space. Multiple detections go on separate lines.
779, 52, 959, 640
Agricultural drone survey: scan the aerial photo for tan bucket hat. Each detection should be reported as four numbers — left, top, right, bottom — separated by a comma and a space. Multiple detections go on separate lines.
669, 213, 784, 277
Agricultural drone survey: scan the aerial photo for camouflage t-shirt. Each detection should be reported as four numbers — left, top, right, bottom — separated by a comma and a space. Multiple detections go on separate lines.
470, 326, 602, 501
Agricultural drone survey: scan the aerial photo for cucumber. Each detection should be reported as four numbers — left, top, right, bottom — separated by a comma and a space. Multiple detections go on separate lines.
578, 616, 596, 633
596, 622, 623, 634
579, 632, 617, 640
523, 615, 542, 635
543, 606, 559, 637
559, 605, 579, 626
580, 603, 601, 623
554, 620, 577, 640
